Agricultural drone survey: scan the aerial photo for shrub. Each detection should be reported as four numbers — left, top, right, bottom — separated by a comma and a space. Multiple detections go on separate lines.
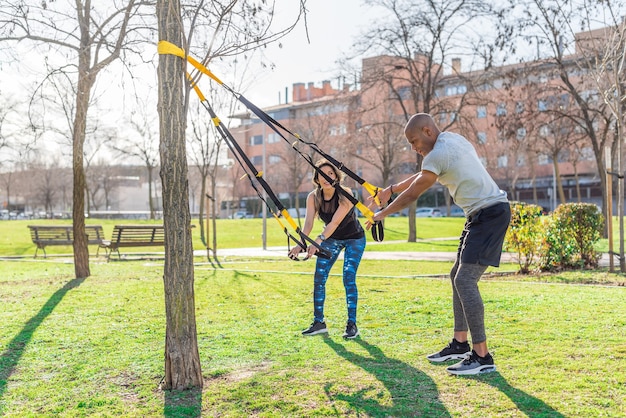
504, 201, 545, 273
539, 203, 604, 271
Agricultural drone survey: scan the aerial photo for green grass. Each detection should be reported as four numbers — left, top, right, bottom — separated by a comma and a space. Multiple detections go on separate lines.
0, 259, 624, 416
5, 215, 621, 257
0, 217, 465, 258
1, 217, 625, 416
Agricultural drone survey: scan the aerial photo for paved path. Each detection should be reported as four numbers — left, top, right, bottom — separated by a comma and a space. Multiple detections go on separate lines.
207, 245, 612, 267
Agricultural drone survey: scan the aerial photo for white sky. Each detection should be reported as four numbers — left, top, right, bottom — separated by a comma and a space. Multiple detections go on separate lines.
242, 0, 378, 107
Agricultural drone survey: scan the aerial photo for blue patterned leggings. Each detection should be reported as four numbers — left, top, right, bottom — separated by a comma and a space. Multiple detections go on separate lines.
312, 236, 366, 324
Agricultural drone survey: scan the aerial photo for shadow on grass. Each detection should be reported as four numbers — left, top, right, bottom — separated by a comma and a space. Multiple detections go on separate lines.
323, 336, 451, 417
0, 277, 85, 404
164, 387, 202, 418
478, 372, 566, 417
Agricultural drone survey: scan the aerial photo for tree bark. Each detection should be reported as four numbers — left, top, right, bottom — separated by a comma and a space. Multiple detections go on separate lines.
157, 0, 203, 390
72, 8, 94, 280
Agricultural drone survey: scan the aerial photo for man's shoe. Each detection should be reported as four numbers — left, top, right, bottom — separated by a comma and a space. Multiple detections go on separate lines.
343, 321, 359, 339
302, 321, 328, 336
426, 338, 471, 362
447, 350, 496, 375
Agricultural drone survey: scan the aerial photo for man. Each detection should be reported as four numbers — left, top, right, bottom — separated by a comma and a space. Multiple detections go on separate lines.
369, 113, 510, 375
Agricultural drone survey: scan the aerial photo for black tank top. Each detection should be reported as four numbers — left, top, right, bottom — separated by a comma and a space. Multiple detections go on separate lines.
318, 191, 365, 240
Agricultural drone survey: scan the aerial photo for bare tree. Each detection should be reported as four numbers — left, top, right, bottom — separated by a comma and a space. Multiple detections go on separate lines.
0, 98, 17, 154
85, 160, 118, 211
28, 156, 65, 215
500, 0, 625, 225
590, 16, 626, 270
352, 0, 499, 241
187, 87, 228, 260
111, 99, 159, 219
156, 0, 308, 391
0, 0, 151, 278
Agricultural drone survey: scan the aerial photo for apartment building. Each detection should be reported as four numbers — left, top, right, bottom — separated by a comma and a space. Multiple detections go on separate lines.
228, 25, 617, 216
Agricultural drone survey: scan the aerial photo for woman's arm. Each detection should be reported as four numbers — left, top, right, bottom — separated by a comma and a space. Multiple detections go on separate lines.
289, 192, 317, 257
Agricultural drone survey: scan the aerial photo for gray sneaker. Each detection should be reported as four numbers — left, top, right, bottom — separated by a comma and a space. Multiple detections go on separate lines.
342, 321, 359, 339
447, 350, 496, 375
302, 321, 328, 336
426, 339, 471, 363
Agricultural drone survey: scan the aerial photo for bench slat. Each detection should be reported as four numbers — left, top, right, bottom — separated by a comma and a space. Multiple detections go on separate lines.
103, 225, 165, 260
27, 225, 105, 258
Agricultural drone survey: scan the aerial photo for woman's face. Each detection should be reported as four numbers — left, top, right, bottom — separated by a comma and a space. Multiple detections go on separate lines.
317, 165, 337, 189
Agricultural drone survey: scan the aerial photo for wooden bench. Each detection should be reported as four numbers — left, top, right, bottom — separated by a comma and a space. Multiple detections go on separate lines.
101, 224, 165, 260
28, 225, 106, 258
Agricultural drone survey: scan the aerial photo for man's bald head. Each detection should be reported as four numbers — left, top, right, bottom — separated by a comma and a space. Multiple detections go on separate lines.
405, 113, 438, 136
403, 113, 441, 156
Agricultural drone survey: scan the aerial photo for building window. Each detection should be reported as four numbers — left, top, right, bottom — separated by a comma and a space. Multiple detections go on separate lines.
250, 135, 263, 146
538, 100, 548, 112
497, 155, 508, 168
539, 125, 550, 136
477, 132, 487, 144
477, 106, 487, 118
445, 84, 467, 96
516, 128, 526, 140
267, 133, 280, 144
538, 154, 549, 165
515, 102, 524, 113
496, 103, 507, 116
338, 124, 347, 135
251, 155, 262, 165
268, 155, 281, 164
397, 85, 411, 99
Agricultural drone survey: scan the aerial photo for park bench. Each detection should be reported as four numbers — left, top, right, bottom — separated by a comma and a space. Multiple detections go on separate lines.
101, 224, 165, 260
27, 225, 106, 258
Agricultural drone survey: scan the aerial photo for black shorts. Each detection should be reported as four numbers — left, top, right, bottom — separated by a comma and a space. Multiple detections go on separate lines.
457, 202, 511, 267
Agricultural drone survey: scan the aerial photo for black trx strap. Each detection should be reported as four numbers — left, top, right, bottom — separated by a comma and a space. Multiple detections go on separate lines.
237, 95, 386, 241
158, 40, 386, 241
188, 80, 330, 260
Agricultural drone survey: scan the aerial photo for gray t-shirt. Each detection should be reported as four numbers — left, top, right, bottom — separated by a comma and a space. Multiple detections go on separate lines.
422, 131, 508, 216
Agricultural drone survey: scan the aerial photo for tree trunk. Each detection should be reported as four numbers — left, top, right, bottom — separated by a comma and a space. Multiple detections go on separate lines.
72, 26, 93, 280
408, 154, 423, 242
211, 177, 219, 261
157, 0, 203, 390
148, 165, 155, 220
199, 174, 207, 247
552, 157, 566, 204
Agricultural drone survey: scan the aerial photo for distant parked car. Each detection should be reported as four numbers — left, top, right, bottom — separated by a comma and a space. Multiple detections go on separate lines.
415, 207, 443, 218
230, 211, 249, 219
449, 207, 465, 217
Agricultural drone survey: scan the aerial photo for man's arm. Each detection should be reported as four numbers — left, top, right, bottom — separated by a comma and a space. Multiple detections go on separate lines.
372, 170, 438, 222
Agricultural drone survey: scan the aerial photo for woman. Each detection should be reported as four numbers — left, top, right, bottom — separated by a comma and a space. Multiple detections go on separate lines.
289, 159, 366, 339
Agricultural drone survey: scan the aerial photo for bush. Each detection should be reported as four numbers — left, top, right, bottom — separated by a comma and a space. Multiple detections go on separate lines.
539, 203, 604, 271
504, 201, 544, 273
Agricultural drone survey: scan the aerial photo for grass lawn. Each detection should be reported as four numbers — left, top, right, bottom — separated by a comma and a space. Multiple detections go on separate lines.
1, 216, 625, 416
0, 217, 466, 258
4, 215, 621, 258
0, 255, 625, 416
